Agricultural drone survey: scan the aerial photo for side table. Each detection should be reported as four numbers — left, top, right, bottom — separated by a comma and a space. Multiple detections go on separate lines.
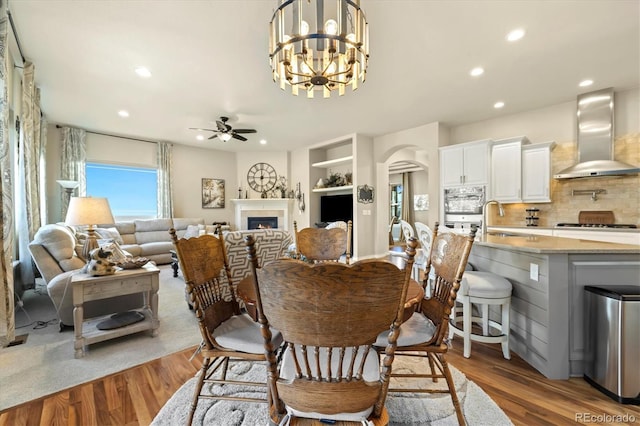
72, 264, 160, 358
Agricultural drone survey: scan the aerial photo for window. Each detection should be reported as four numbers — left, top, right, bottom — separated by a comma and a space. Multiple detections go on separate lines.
85, 162, 158, 220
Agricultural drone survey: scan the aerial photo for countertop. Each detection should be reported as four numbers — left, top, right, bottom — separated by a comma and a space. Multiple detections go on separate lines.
475, 233, 640, 254
489, 225, 640, 233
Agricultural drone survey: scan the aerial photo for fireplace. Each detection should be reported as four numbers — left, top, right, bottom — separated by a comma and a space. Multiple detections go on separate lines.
232, 199, 293, 231
248, 216, 278, 230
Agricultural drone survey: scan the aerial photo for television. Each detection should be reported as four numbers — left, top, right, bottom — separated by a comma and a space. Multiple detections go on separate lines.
320, 194, 353, 223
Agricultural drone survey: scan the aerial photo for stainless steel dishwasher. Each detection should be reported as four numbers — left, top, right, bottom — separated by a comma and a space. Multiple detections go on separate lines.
584, 285, 640, 404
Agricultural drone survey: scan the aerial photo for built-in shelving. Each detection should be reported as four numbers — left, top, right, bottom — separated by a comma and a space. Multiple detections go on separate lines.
311, 185, 353, 193
311, 156, 353, 168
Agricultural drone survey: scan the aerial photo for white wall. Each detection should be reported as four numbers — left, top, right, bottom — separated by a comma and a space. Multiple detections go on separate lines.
46, 125, 241, 226
451, 87, 639, 145
372, 122, 445, 254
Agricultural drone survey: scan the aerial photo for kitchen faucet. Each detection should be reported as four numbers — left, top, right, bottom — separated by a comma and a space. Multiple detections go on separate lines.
482, 199, 505, 235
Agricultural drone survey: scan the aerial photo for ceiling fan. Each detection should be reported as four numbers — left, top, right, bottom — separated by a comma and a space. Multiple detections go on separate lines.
189, 116, 257, 142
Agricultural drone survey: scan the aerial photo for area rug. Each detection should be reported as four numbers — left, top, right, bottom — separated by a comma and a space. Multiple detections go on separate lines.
0, 265, 201, 411
151, 356, 513, 426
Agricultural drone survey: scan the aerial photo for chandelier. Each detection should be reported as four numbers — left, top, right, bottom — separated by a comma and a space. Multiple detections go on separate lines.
269, 0, 369, 98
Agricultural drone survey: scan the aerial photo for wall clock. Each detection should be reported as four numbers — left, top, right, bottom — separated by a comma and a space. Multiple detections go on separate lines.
247, 162, 277, 193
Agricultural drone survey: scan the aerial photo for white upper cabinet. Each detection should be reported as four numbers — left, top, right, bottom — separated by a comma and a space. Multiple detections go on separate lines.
490, 137, 529, 203
522, 142, 555, 203
440, 140, 490, 187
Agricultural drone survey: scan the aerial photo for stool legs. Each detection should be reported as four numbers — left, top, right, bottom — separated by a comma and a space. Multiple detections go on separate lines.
501, 299, 511, 360
449, 297, 511, 360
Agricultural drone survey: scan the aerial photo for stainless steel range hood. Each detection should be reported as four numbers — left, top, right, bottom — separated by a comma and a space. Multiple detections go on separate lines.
554, 88, 640, 179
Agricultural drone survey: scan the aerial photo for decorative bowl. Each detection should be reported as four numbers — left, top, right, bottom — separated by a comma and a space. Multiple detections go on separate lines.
118, 257, 149, 269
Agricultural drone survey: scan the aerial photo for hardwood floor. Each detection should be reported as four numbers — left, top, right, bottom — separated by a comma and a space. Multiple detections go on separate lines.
1, 339, 638, 426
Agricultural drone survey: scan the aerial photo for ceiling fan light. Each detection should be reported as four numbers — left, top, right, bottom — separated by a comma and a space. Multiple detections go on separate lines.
218, 133, 232, 142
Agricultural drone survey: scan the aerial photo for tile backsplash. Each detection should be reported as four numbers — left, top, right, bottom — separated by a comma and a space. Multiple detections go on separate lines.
492, 133, 639, 227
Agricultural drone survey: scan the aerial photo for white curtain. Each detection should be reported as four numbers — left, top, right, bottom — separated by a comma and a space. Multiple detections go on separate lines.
0, 0, 15, 347
157, 141, 173, 218
16, 62, 45, 290
60, 126, 86, 214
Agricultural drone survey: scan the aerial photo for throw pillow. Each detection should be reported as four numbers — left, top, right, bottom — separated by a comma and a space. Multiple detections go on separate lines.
94, 227, 124, 245
183, 225, 200, 239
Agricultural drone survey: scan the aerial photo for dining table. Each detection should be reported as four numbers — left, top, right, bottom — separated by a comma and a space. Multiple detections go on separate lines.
236, 255, 425, 323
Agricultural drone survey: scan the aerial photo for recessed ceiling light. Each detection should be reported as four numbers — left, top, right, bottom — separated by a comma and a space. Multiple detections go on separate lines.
196, 135, 204, 141
118, 110, 129, 117
135, 66, 152, 78
579, 79, 594, 87
494, 101, 505, 109
470, 67, 484, 77
506, 28, 525, 42
260, 139, 267, 145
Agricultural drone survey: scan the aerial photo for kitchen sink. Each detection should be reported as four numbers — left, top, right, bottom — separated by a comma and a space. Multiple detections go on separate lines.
487, 231, 520, 237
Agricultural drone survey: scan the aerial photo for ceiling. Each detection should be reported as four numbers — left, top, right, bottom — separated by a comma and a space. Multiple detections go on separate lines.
8, 1, 640, 153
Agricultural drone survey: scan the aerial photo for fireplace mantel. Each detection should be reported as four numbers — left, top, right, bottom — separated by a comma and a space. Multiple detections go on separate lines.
231, 199, 294, 231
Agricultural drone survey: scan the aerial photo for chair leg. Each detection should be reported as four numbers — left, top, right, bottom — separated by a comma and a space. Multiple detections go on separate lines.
427, 353, 438, 383
501, 300, 511, 360
462, 300, 472, 358
189, 357, 211, 425
437, 354, 466, 426
481, 303, 489, 336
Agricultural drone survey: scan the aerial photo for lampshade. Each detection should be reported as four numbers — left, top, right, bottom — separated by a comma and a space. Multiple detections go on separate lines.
269, 0, 369, 98
56, 180, 80, 190
65, 197, 115, 226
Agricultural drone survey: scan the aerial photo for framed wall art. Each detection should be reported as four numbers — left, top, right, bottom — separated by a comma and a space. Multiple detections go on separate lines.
357, 184, 374, 204
414, 194, 429, 211
202, 178, 225, 208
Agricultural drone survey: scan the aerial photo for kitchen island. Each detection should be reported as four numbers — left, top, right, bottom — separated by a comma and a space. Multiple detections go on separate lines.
468, 233, 640, 380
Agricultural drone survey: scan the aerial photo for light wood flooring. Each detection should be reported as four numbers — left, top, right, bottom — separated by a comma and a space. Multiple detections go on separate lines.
1, 338, 638, 426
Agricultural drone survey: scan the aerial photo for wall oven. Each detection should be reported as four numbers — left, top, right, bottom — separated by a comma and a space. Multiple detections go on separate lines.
443, 186, 485, 229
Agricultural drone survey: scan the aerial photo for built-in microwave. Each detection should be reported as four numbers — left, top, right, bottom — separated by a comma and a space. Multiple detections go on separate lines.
443, 185, 485, 228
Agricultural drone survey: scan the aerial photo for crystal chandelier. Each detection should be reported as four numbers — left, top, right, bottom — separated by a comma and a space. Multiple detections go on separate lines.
269, 0, 369, 98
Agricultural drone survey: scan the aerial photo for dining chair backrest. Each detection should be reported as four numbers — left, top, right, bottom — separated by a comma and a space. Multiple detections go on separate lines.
293, 220, 352, 264
399, 219, 415, 242
414, 221, 433, 254
246, 235, 418, 423
422, 225, 477, 346
169, 227, 239, 342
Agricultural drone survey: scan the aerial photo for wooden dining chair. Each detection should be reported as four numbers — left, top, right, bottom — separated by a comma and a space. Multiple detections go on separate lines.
374, 224, 477, 426
293, 219, 352, 264
414, 221, 434, 286
169, 228, 283, 425
246, 234, 418, 425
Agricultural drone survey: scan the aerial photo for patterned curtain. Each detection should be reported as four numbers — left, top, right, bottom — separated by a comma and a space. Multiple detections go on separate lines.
401, 172, 413, 226
0, 0, 15, 347
60, 126, 86, 216
157, 141, 173, 218
16, 62, 45, 289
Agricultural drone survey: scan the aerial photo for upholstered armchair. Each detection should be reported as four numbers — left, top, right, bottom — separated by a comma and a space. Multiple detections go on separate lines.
29, 224, 142, 329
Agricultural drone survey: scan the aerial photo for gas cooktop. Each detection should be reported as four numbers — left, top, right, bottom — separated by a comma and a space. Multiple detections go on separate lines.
556, 223, 638, 229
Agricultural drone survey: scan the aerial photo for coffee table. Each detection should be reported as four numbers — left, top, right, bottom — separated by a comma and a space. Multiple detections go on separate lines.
72, 264, 160, 358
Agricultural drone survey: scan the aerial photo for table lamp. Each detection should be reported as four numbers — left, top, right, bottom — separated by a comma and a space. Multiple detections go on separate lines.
57, 180, 79, 218
65, 196, 115, 261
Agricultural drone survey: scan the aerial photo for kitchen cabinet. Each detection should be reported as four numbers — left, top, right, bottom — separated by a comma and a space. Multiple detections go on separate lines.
522, 142, 555, 203
440, 140, 490, 186
490, 138, 528, 203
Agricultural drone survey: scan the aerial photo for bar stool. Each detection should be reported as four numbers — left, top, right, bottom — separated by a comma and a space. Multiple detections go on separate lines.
449, 271, 512, 359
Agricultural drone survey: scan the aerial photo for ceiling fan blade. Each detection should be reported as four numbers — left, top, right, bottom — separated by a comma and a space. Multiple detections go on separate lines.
189, 127, 218, 132
233, 129, 257, 134
216, 120, 230, 132
232, 134, 248, 141
208, 134, 218, 140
